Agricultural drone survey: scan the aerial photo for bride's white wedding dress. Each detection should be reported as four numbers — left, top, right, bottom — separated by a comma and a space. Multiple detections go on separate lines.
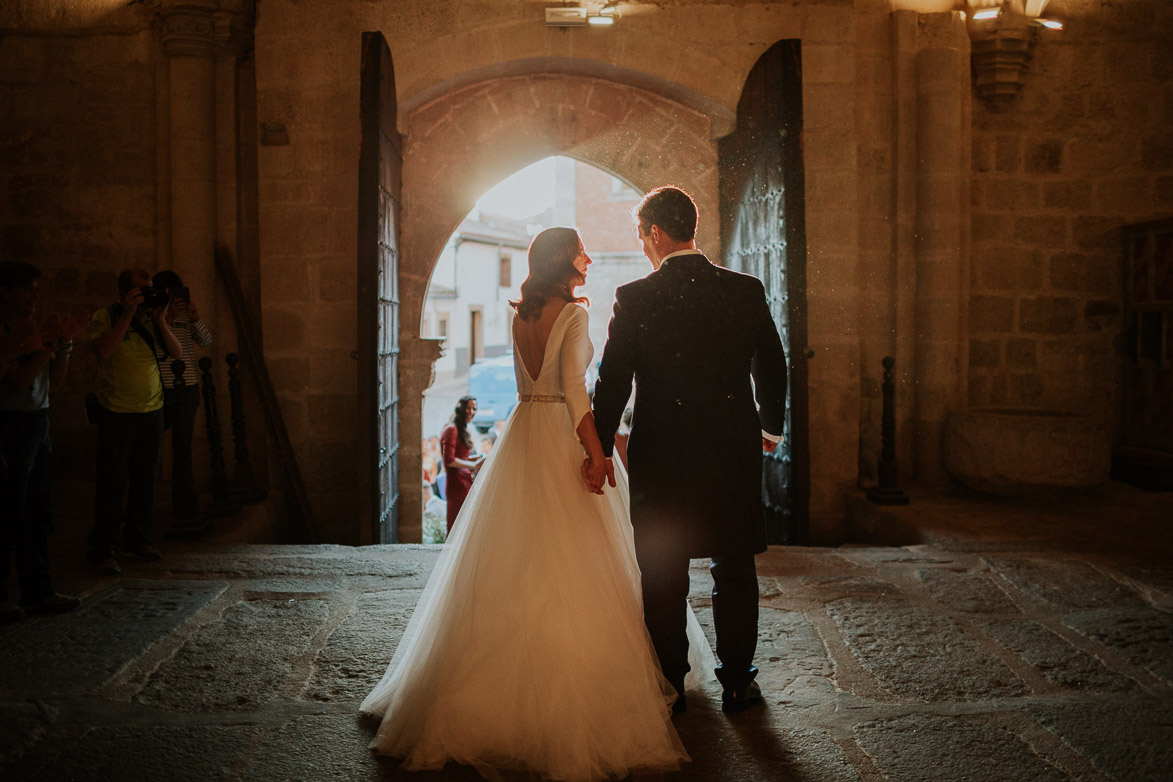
361, 302, 702, 781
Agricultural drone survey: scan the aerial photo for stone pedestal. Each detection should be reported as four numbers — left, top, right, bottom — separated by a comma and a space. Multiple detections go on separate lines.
944, 407, 1111, 496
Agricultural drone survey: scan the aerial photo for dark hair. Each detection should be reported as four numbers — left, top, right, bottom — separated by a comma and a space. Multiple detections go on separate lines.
153, 269, 183, 290
117, 268, 148, 292
453, 396, 476, 449
633, 186, 698, 242
509, 227, 588, 321
0, 261, 42, 289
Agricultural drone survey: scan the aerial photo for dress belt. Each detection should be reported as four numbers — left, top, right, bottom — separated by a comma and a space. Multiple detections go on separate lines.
518, 393, 565, 403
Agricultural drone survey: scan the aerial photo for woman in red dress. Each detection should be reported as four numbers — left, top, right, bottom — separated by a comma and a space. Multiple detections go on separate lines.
440, 396, 484, 533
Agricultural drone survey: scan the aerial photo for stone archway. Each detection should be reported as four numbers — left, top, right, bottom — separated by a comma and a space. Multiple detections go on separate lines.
394, 73, 718, 541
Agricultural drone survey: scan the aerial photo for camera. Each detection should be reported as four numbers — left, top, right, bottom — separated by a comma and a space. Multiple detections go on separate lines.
139, 286, 170, 309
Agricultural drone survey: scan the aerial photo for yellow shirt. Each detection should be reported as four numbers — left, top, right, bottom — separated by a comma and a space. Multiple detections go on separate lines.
88, 307, 163, 414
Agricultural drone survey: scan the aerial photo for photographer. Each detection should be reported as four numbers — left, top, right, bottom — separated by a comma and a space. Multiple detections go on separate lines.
152, 270, 212, 520
0, 261, 88, 621
85, 269, 182, 575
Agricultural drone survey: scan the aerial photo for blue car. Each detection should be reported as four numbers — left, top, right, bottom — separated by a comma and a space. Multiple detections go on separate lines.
467, 353, 519, 432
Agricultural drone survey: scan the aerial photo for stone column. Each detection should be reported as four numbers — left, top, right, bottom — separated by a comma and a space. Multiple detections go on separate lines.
161, 1, 217, 307
398, 335, 446, 543
912, 15, 968, 484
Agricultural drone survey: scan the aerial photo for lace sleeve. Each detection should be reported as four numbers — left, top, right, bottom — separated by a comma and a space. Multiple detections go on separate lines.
559, 305, 594, 438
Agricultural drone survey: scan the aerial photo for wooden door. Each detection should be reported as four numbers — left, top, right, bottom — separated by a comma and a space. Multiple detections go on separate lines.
358, 32, 402, 543
718, 40, 809, 544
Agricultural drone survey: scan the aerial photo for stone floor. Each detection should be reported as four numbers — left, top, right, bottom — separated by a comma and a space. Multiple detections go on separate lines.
1, 481, 1171, 781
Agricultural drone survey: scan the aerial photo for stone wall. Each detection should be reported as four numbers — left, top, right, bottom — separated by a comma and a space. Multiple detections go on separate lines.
967, 0, 1173, 433
0, 7, 161, 478
6, 0, 1167, 545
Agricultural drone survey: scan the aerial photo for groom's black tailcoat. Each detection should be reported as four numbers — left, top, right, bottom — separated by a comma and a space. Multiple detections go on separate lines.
593, 253, 788, 560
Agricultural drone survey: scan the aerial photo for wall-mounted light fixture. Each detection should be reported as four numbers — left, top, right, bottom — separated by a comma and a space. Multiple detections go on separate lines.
966, 0, 1063, 111
545, 5, 619, 28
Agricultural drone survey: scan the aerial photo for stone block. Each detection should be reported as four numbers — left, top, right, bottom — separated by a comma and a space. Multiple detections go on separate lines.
976, 246, 1044, 290
241, 714, 388, 782
137, 598, 331, 711
915, 568, 1020, 614
972, 211, 1013, 243
1019, 296, 1079, 334
995, 136, 1021, 173
1026, 702, 1173, 782
969, 339, 1001, 369
306, 393, 356, 439
1141, 134, 1173, 171
802, 2, 855, 43
828, 596, 1025, 701
1042, 180, 1091, 210
1025, 138, 1064, 174
976, 618, 1137, 693
1008, 372, 1044, 406
967, 372, 992, 406
1157, 176, 1173, 206
984, 180, 1038, 210
1048, 252, 1116, 293
304, 590, 418, 703
1072, 216, 1123, 250
0, 581, 226, 692
972, 135, 995, 173
1068, 138, 1121, 174
1094, 177, 1153, 214
10, 725, 255, 782
944, 409, 1111, 495
969, 295, 1015, 334
804, 44, 857, 85
262, 307, 307, 351
1005, 338, 1037, 370
854, 715, 1069, 782
1084, 299, 1121, 331
1012, 215, 1067, 248
1063, 606, 1173, 685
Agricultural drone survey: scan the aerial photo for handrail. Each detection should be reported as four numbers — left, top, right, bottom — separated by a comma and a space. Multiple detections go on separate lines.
214, 242, 318, 542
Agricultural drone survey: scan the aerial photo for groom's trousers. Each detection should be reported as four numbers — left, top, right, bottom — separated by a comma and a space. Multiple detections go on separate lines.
635, 529, 760, 694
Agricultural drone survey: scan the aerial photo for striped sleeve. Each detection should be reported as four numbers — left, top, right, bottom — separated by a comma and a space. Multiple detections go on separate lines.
190, 318, 212, 347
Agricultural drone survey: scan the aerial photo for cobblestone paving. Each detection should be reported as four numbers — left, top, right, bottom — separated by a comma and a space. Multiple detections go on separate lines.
1, 491, 1170, 782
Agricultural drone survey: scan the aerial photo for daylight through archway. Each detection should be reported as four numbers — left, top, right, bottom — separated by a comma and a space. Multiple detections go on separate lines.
418, 156, 648, 542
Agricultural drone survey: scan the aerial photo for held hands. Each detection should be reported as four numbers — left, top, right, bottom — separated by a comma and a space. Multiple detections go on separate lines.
581, 456, 616, 495
762, 435, 781, 454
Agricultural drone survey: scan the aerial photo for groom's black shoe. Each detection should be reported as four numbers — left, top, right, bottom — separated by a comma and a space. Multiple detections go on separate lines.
721, 681, 763, 713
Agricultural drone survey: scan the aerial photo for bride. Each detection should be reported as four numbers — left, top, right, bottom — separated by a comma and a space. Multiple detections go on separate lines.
360, 227, 701, 781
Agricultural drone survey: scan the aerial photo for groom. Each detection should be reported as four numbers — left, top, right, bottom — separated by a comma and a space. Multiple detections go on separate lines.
592, 186, 788, 713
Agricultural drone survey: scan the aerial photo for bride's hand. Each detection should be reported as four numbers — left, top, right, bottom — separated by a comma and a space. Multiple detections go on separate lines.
582, 457, 606, 495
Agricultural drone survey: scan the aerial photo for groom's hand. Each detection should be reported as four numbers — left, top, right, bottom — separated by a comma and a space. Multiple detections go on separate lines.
604, 458, 615, 488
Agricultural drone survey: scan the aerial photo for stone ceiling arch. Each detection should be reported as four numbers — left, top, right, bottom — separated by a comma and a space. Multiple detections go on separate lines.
400, 72, 720, 334
398, 57, 736, 139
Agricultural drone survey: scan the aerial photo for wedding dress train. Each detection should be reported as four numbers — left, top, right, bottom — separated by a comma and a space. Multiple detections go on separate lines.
361, 303, 702, 781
